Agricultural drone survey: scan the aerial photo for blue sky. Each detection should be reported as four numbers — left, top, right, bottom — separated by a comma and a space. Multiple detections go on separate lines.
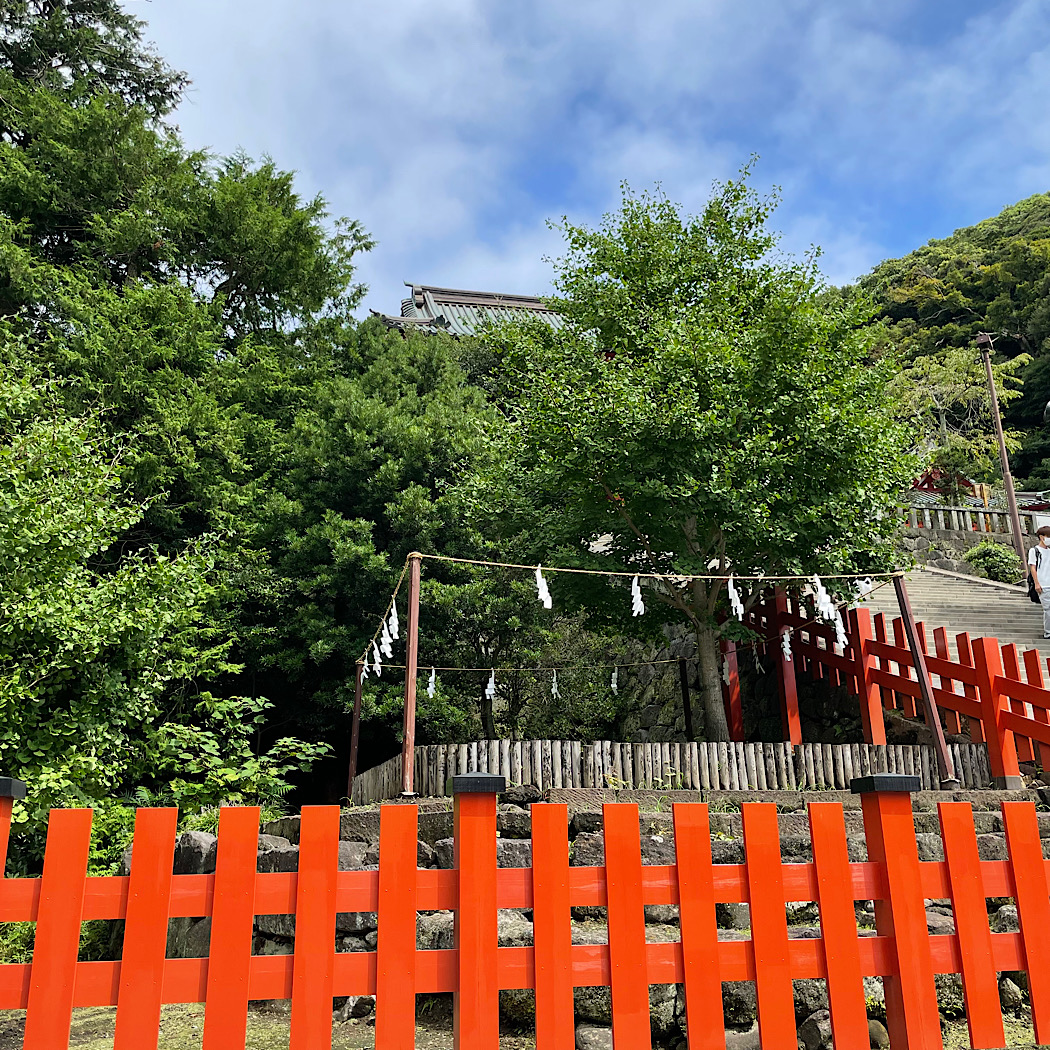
128, 0, 1050, 316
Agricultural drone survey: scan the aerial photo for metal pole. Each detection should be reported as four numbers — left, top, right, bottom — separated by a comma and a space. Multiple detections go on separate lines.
893, 576, 960, 789
678, 658, 695, 740
346, 660, 363, 802
978, 333, 1027, 567
401, 552, 422, 796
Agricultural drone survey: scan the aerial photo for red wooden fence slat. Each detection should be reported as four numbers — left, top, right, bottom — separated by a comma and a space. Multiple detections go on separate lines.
375, 804, 419, 1050
892, 617, 918, 718
23, 808, 92, 1050
672, 803, 723, 1050
454, 789, 499, 1050
113, 808, 178, 1050
289, 806, 340, 1050
873, 612, 893, 710
972, 638, 1020, 784
937, 802, 1004, 1049
933, 627, 962, 735
850, 608, 887, 745
602, 803, 651, 1050
807, 803, 869, 1050
531, 803, 574, 1050
202, 806, 260, 1050
1022, 648, 1050, 769
742, 803, 796, 1050
956, 633, 985, 743
1001, 800, 1050, 1045
1002, 644, 1035, 763
861, 790, 942, 1050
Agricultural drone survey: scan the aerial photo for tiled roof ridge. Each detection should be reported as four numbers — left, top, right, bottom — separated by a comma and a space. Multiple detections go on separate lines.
405, 281, 556, 312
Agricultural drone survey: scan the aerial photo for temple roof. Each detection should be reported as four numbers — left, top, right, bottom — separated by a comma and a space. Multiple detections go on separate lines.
372, 282, 566, 337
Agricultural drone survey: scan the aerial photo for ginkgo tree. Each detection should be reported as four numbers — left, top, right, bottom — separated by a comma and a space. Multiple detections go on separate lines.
464, 172, 915, 741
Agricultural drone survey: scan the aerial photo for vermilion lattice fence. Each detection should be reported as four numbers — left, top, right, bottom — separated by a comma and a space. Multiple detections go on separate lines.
741, 591, 1050, 787
1, 780, 1048, 1049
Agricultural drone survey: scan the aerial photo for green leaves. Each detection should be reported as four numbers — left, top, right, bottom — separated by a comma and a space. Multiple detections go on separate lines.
463, 174, 915, 738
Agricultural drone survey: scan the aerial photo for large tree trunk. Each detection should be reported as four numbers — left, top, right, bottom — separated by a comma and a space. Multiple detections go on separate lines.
696, 623, 730, 741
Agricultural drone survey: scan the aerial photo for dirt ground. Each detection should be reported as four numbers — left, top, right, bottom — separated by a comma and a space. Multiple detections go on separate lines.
0, 1005, 1043, 1049
0, 1003, 538, 1050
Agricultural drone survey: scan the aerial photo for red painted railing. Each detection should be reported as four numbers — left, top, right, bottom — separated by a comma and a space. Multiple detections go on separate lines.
728, 590, 1050, 785
1, 780, 1049, 1049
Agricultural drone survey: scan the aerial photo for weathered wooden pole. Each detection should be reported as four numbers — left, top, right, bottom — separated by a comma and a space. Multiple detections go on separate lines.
346, 660, 364, 801
679, 658, 695, 740
401, 552, 423, 796
893, 575, 960, 788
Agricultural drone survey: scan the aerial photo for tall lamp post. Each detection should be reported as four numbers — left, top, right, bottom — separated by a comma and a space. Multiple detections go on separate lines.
976, 332, 1027, 568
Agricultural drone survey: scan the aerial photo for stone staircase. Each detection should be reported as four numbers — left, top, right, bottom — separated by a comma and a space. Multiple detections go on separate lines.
860, 567, 1048, 668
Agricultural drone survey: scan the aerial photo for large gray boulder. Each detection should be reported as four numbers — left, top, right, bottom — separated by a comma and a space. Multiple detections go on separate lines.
793, 979, 828, 1022
497, 805, 532, 839
570, 833, 605, 867
433, 838, 455, 869
575, 1024, 613, 1050
497, 839, 532, 868
174, 831, 217, 874
416, 911, 454, 950
798, 1009, 833, 1050
497, 912, 534, 947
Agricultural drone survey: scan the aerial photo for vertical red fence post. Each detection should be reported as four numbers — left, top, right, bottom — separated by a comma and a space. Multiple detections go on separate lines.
531, 803, 575, 1050
1002, 800, 1050, 1043
1021, 648, 1050, 770
603, 803, 652, 1050
855, 773, 942, 1050
453, 772, 504, 1050
673, 803, 724, 1050
289, 806, 341, 1050
937, 802, 1005, 1049
873, 613, 895, 710
742, 803, 796, 1050
956, 633, 985, 743
23, 807, 93, 1050
720, 639, 744, 741
848, 607, 887, 745
1001, 644, 1035, 763
375, 802, 420, 1050
807, 803, 869, 1050
113, 808, 179, 1050
772, 588, 802, 744
932, 628, 962, 736
202, 806, 261, 1050
971, 637, 1023, 789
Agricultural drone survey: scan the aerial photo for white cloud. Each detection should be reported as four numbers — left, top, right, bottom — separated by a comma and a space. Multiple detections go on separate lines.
127, 0, 1050, 314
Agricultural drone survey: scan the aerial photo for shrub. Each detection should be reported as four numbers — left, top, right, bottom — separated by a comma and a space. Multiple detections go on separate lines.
963, 539, 1024, 583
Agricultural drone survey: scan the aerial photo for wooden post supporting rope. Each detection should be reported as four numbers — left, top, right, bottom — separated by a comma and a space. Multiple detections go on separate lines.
893, 575, 960, 789
346, 661, 363, 802
401, 552, 422, 797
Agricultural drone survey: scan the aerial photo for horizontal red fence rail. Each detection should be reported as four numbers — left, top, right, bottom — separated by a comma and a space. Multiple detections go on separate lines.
1, 789, 1049, 1048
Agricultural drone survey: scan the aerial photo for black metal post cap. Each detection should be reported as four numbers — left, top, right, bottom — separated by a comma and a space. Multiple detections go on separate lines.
447, 773, 507, 795
850, 774, 920, 794
0, 778, 27, 800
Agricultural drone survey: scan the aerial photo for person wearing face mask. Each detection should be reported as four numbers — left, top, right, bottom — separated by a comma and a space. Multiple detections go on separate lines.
1028, 526, 1050, 638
